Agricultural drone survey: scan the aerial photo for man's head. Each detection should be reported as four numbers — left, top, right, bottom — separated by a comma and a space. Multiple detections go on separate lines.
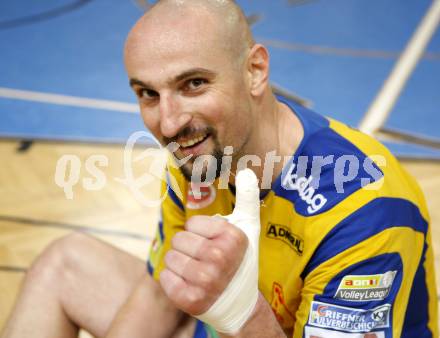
124, 0, 272, 181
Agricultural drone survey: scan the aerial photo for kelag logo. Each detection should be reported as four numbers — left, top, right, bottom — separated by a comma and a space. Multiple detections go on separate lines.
281, 163, 327, 214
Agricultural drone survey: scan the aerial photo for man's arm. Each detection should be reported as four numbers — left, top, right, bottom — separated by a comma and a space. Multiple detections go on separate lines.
160, 169, 289, 337
290, 200, 435, 337
160, 215, 288, 338
217, 293, 287, 338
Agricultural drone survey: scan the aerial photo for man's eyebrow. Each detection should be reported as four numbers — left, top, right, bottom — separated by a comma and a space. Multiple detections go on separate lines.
174, 68, 216, 83
129, 68, 216, 89
129, 78, 151, 88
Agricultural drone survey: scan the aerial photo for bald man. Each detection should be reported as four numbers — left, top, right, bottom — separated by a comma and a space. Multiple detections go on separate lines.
2, 1, 437, 338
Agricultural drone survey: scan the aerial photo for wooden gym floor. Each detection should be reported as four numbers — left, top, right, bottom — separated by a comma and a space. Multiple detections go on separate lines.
0, 139, 439, 334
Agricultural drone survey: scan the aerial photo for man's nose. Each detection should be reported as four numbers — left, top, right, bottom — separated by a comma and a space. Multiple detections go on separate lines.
159, 94, 191, 139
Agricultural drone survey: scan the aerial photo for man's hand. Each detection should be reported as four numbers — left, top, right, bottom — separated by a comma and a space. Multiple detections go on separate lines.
160, 169, 263, 335
159, 215, 248, 315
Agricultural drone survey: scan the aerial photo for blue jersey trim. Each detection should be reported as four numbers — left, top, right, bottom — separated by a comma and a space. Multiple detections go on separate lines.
402, 242, 432, 337
276, 95, 329, 161
272, 96, 383, 216
166, 171, 185, 211
272, 128, 383, 216
168, 184, 184, 211
158, 220, 164, 241
301, 197, 428, 279
193, 320, 208, 338
147, 260, 154, 276
276, 95, 329, 140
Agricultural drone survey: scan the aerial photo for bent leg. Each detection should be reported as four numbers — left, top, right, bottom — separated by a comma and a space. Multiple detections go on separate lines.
1, 232, 146, 338
105, 277, 196, 338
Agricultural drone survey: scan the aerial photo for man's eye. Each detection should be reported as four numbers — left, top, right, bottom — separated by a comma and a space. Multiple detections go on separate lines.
137, 88, 158, 99
186, 78, 207, 90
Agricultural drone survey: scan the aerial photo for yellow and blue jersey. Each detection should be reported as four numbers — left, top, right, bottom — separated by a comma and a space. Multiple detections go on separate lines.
147, 97, 438, 338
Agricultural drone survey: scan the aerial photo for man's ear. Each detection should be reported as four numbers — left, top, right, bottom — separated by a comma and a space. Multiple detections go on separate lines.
246, 44, 270, 97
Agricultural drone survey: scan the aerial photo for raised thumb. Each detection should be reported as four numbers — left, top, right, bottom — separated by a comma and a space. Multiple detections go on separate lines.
231, 168, 260, 222
196, 169, 261, 334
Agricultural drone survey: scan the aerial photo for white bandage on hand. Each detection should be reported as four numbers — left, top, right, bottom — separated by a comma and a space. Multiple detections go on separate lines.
195, 169, 261, 335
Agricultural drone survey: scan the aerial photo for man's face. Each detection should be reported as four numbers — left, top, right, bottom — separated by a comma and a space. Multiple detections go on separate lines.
125, 13, 253, 181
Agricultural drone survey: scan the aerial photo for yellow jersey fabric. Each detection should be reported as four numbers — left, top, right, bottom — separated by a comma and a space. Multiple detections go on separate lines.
147, 97, 438, 338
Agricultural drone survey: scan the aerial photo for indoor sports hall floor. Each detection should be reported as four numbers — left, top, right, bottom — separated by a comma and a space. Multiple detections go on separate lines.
1, 0, 439, 336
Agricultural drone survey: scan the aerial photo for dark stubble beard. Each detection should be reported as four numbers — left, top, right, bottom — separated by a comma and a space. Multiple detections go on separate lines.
180, 138, 224, 183
164, 126, 224, 183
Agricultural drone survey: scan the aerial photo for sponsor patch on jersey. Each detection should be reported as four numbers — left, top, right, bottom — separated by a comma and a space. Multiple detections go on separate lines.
308, 301, 391, 333
186, 184, 216, 209
281, 162, 327, 214
270, 282, 295, 327
334, 271, 397, 302
305, 326, 385, 338
266, 223, 304, 255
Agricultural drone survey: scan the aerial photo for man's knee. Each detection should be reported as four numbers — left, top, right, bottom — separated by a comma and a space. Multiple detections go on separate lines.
25, 232, 93, 287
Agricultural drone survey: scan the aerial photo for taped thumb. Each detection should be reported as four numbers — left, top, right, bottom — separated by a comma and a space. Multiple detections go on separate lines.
227, 168, 260, 250
196, 168, 261, 334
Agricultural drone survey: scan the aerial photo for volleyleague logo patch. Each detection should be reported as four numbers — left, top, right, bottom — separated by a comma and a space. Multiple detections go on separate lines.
334, 271, 397, 302
186, 183, 216, 209
308, 301, 391, 333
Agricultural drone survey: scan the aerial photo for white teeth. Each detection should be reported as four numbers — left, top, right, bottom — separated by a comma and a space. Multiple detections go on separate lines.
179, 134, 207, 148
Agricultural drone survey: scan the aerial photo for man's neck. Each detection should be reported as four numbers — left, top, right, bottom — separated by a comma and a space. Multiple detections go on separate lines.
231, 93, 304, 190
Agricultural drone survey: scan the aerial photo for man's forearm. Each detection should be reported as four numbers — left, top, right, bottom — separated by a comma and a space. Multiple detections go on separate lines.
218, 293, 287, 338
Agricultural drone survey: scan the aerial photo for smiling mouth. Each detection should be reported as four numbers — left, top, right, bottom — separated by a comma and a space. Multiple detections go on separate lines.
178, 132, 210, 150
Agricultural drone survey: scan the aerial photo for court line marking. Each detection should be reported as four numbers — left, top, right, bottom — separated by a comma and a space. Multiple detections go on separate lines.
0, 266, 27, 273
379, 127, 440, 151
288, 0, 319, 7
359, 0, 440, 135
0, 85, 310, 113
0, 215, 151, 242
259, 38, 440, 61
0, 87, 139, 113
